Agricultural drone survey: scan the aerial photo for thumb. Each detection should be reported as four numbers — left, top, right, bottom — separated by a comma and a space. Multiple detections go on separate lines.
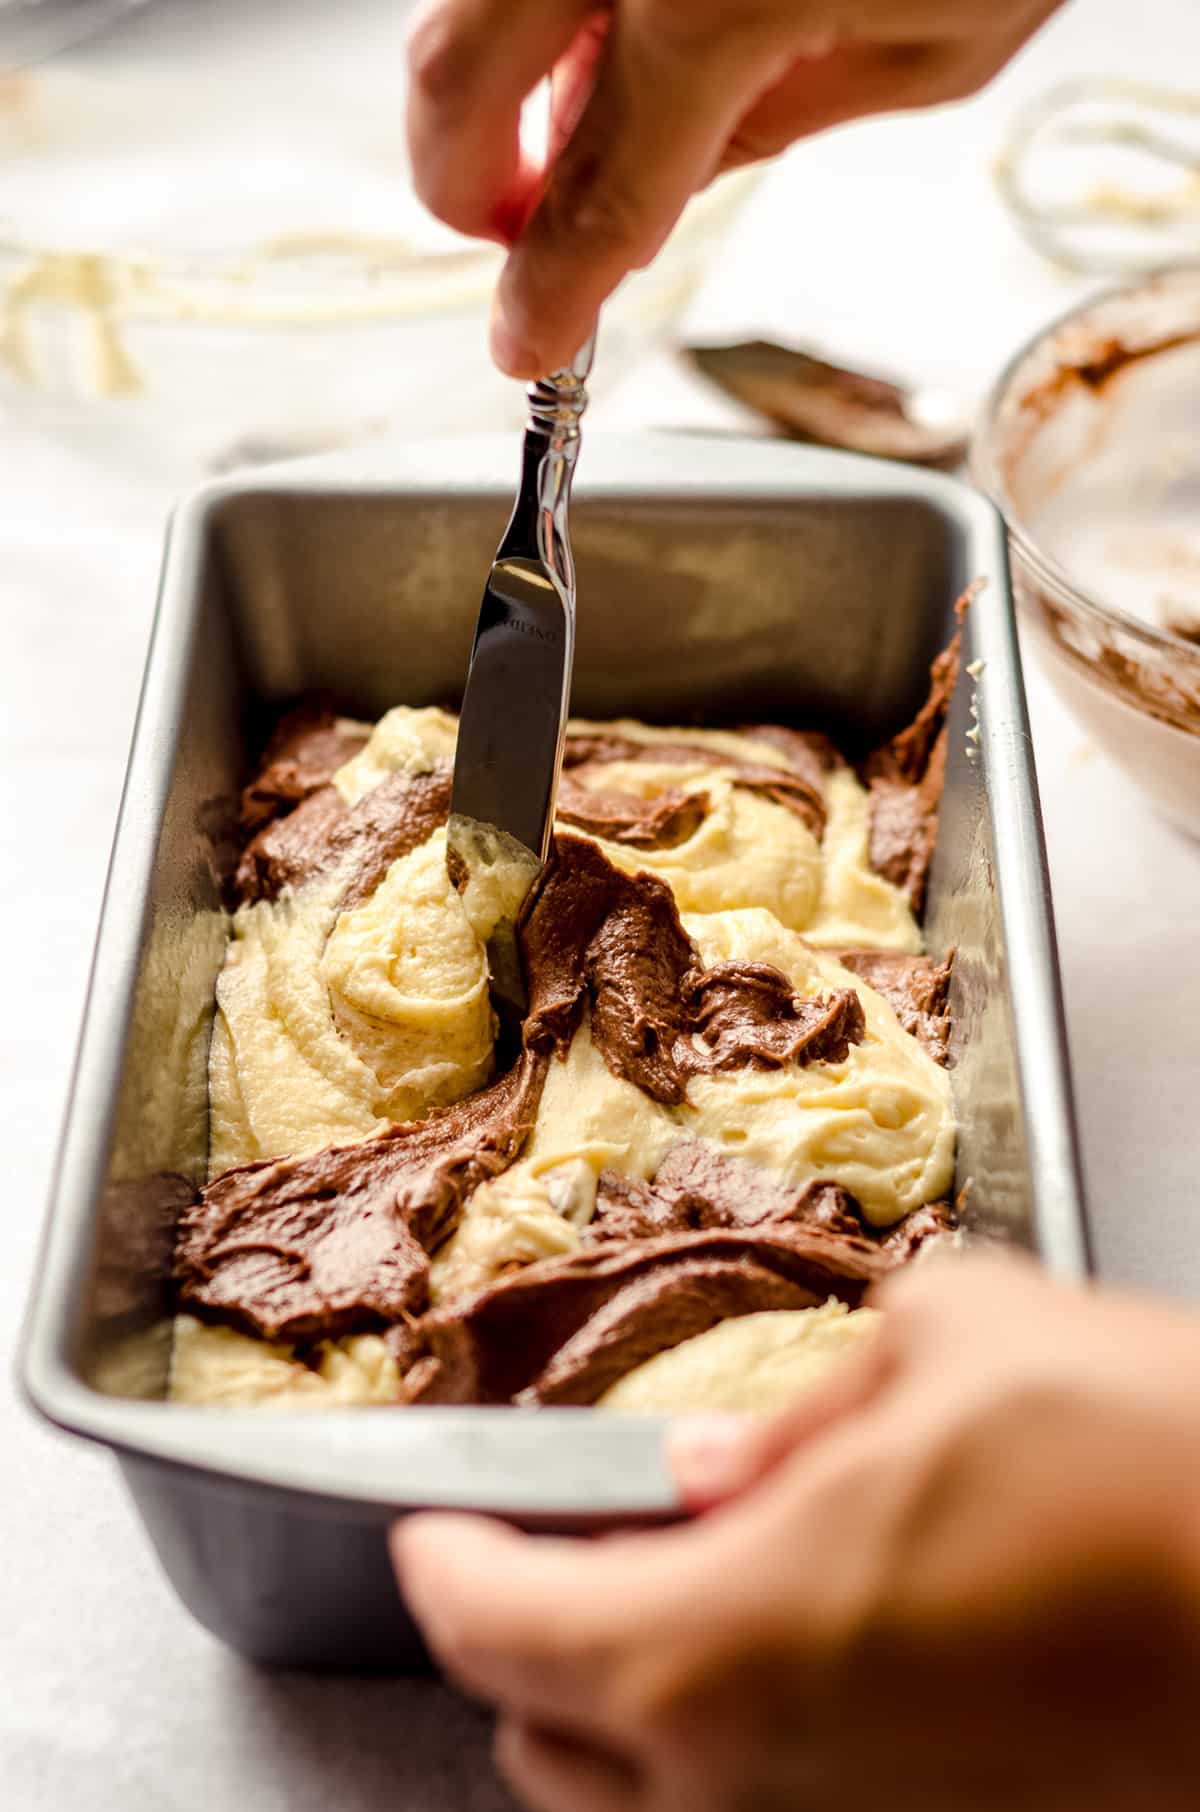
667, 1319, 895, 1510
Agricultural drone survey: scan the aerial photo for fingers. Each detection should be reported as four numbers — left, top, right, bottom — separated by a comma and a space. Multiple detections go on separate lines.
491, 3, 785, 374
869, 1245, 1046, 1335
410, 0, 1066, 375
715, 5, 1064, 179
667, 1253, 1042, 1511
548, 9, 611, 166
495, 1717, 643, 1812
394, 1514, 607, 1720
668, 1310, 897, 1510
717, 41, 947, 172
393, 1512, 685, 1734
406, 0, 593, 242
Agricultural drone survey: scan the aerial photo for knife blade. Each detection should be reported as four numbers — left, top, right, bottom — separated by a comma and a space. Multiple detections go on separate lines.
448, 331, 596, 1013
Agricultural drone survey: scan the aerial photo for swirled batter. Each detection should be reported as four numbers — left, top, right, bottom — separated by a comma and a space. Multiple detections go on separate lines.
169, 629, 961, 1411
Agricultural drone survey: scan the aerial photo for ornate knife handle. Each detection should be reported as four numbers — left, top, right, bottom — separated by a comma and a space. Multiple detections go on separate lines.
523, 329, 597, 590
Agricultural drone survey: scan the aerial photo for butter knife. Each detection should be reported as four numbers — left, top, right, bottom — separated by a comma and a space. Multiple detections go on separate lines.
447, 331, 595, 1013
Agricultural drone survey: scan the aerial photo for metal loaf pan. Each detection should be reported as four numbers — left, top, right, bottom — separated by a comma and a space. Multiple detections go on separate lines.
22, 435, 1089, 1669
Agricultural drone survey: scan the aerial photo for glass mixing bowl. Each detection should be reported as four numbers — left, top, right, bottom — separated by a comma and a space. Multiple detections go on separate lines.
0, 0, 755, 476
973, 265, 1200, 837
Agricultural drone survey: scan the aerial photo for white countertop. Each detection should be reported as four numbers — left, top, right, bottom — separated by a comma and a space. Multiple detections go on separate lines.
4, 0, 1199, 1804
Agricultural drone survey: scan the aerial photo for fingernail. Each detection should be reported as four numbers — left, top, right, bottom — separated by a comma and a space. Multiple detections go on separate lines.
489, 305, 540, 379
666, 1414, 750, 1497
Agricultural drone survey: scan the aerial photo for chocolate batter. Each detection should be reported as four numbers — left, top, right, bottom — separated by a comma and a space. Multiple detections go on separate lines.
860, 631, 960, 915
176, 1052, 545, 1343
172, 645, 963, 1408
233, 718, 844, 907
834, 949, 952, 1063
239, 701, 369, 836
179, 837, 882, 1343
395, 1220, 896, 1408
238, 760, 455, 906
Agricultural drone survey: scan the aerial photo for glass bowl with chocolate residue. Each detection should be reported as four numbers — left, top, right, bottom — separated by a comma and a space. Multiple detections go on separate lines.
973, 265, 1200, 838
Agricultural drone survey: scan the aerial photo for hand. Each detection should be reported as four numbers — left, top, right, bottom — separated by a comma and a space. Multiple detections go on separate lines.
394, 1256, 1200, 1812
405, 0, 1064, 377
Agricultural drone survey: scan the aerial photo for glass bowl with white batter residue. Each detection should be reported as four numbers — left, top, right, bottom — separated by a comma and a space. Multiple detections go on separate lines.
0, 0, 755, 476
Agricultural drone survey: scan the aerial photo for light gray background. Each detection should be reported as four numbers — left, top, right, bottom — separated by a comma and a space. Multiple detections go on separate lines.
5, 0, 1198, 1804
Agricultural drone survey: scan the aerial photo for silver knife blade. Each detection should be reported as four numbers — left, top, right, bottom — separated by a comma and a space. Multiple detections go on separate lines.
448, 333, 595, 1012
448, 556, 575, 1012
450, 555, 574, 859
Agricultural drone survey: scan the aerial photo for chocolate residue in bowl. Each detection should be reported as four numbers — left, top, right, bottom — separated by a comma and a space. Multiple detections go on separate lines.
988, 301, 1200, 744
998, 322, 1200, 460
1065, 328, 1200, 396
1020, 570, 1200, 739
1163, 597, 1200, 647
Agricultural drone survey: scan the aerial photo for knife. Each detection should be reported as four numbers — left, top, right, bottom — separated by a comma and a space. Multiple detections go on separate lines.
447, 331, 596, 1014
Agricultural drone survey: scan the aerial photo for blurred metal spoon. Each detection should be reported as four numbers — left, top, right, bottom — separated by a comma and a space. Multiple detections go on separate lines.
685, 338, 969, 468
